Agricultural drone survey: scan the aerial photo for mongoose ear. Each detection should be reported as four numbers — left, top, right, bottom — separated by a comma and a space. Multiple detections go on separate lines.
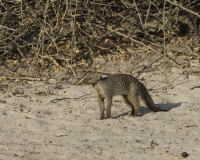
96, 74, 101, 80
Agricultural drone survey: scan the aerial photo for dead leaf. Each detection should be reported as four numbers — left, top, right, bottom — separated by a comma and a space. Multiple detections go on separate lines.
118, 48, 127, 60
43, 110, 51, 115
81, 58, 86, 64
25, 116, 32, 119
0, 99, 6, 103
56, 133, 67, 137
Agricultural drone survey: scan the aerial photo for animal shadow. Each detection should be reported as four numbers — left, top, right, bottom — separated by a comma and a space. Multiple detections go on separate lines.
112, 102, 182, 118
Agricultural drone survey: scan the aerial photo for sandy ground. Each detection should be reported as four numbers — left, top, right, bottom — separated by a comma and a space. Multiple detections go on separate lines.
0, 60, 200, 160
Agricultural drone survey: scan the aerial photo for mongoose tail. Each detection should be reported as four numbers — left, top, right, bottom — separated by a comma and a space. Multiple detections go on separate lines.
139, 82, 167, 112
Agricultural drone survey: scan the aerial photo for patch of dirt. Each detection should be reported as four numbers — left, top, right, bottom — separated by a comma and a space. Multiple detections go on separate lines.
0, 57, 200, 160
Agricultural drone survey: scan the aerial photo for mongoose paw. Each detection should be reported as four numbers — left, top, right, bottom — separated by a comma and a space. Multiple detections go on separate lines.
105, 117, 113, 119
100, 116, 105, 120
106, 115, 112, 119
128, 112, 138, 117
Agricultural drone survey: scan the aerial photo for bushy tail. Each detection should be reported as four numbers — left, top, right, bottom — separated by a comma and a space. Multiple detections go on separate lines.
139, 82, 166, 112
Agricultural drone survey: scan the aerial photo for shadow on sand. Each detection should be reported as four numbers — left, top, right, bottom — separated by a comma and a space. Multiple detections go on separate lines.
112, 102, 182, 119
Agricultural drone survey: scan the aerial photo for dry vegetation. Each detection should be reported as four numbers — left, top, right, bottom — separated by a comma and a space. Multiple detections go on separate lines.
0, 0, 200, 76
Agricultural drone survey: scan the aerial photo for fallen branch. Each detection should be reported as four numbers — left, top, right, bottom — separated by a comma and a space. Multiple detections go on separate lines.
165, 0, 200, 18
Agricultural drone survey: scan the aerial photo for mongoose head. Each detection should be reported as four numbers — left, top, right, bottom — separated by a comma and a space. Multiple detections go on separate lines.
82, 72, 102, 85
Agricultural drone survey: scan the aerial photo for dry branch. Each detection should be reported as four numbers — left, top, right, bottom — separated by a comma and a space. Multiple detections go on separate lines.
165, 0, 200, 18
0, 0, 199, 74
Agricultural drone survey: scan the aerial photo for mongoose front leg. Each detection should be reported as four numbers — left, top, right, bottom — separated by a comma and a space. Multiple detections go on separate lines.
99, 97, 105, 120
106, 97, 112, 119
97, 98, 105, 120
94, 89, 105, 119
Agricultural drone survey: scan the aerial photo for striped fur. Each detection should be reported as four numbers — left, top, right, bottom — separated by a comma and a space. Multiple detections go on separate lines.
83, 72, 166, 119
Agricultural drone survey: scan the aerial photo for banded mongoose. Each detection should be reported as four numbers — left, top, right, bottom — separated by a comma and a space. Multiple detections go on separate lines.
82, 72, 166, 119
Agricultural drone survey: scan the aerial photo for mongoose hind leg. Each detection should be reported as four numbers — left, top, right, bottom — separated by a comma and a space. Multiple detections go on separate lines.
122, 95, 135, 115
127, 94, 140, 116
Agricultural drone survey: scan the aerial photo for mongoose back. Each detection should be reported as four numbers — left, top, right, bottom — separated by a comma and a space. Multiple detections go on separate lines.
82, 72, 166, 119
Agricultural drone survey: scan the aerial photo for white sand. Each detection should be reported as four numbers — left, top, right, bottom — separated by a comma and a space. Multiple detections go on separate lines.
0, 65, 200, 160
